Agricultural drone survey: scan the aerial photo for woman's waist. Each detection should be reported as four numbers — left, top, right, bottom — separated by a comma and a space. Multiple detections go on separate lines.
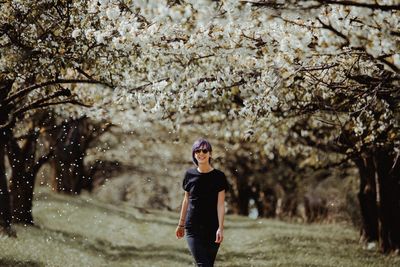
185, 223, 219, 233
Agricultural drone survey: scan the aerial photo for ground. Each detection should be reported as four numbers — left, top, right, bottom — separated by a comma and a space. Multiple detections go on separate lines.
0, 187, 399, 267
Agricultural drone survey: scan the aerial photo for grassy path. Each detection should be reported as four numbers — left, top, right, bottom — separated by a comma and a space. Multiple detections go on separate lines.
0, 188, 399, 267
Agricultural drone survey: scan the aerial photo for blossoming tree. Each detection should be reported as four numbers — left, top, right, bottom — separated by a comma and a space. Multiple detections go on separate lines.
1, 0, 399, 253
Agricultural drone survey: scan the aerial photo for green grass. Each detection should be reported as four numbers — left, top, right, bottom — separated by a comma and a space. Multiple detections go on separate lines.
0, 188, 399, 267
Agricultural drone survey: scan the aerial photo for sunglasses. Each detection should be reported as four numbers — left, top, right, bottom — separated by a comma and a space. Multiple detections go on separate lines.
194, 149, 209, 154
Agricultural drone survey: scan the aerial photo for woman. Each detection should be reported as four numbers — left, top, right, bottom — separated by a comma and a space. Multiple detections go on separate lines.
175, 138, 229, 267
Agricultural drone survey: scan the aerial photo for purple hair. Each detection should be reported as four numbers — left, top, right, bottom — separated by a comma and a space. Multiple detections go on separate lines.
192, 138, 212, 166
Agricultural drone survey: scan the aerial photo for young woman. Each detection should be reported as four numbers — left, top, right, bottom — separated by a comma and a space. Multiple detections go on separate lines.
175, 138, 229, 267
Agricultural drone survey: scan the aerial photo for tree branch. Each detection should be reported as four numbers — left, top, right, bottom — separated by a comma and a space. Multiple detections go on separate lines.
299, 63, 340, 72
4, 78, 110, 105
0, 98, 91, 132
377, 57, 400, 73
128, 78, 170, 93
317, 18, 349, 47
14, 88, 71, 117
246, 0, 400, 11
84, 122, 114, 148
32, 150, 54, 175
239, 0, 285, 8
23, 99, 91, 112
75, 67, 114, 88
316, 0, 400, 11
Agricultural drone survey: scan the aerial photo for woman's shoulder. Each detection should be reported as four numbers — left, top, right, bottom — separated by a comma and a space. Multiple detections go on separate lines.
185, 167, 226, 177
185, 168, 198, 175
212, 168, 226, 177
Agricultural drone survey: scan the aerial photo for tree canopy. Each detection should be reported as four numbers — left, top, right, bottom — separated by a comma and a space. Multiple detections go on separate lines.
1, 0, 399, 253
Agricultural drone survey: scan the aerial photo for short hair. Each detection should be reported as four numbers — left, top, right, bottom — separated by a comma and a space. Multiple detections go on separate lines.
192, 138, 212, 166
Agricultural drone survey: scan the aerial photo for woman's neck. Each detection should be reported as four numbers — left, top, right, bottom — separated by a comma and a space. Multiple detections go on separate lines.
197, 163, 213, 173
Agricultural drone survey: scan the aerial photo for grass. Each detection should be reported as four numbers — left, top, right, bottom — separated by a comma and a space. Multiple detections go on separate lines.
0, 188, 399, 267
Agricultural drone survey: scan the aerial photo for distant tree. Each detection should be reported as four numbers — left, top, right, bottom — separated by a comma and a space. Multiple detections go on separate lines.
48, 116, 113, 194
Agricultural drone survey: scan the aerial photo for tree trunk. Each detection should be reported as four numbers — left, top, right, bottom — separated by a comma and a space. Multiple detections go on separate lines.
374, 150, 400, 253
354, 150, 400, 253
252, 185, 277, 218
52, 151, 85, 194
49, 117, 113, 194
51, 118, 88, 194
228, 172, 250, 216
6, 124, 52, 225
354, 155, 379, 243
237, 186, 250, 215
7, 133, 36, 224
0, 79, 15, 231
0, 141, 12, 229
9, 170, 35, 225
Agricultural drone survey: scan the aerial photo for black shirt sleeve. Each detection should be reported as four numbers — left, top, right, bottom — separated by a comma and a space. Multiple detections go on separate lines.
182, 171, 189, 192
217, 172, 229, 192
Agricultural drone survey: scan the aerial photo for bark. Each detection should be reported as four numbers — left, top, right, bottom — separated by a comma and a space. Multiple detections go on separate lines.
280, 193, 299, 219
51, 154, 85, 194
0, 79, 14, 231
304, 192, 328, 223
7, 133, 35, 224
354, 150, 400, 253
9, 171, 35, 225
6, 131, 52, 224
353, 155, 379, 243
50, 117, 111, 194
51, 119, 86, 194
0, 141, 12, 229
228, 173, 250, 216
253, 185, 265, 217
256, 187, 277, 218
374, 150, 400, 253
237, 185, 250, 215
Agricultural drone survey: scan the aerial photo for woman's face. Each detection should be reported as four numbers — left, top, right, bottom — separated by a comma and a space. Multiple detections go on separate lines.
194, 145, 211, 165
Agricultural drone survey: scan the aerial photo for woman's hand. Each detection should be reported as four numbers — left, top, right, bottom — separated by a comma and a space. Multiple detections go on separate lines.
176, 192, 189, 239
175, 225, 185, 239
215, 228, 224, 243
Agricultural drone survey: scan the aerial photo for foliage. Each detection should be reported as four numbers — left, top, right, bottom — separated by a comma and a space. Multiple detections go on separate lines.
1, 0, 399, 253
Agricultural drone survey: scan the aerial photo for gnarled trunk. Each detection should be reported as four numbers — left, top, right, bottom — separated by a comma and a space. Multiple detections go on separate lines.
8, 137, 34, 224
7, 133, 37, 224
9, 171, 35, 225
354, 151, 400, 253
7, 130, 52, 224
51, 118, 88, 194
0, 141, 12, 229
374, 150, 400, 253
50, 117, 111, 194
354, 156, 379, 243
0, 79, 14, 230
52, 152, 85, 194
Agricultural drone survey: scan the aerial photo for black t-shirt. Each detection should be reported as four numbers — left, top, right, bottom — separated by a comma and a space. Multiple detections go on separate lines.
182, 168, 229, 239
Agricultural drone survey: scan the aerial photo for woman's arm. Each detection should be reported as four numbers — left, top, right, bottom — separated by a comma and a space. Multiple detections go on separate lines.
176, 191, 189, 239
215, 190, 225, 243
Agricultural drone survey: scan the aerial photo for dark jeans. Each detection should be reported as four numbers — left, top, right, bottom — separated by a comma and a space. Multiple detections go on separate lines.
186, 235, 220, 267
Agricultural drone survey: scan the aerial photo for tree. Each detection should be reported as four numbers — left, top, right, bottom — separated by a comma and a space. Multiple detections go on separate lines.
6, 112, 53, 224
0, 0, 118, 230
238, 0, 400, 253
48, 116, 113, 194
1, 0, 399, 253
103, 0, 398, 252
